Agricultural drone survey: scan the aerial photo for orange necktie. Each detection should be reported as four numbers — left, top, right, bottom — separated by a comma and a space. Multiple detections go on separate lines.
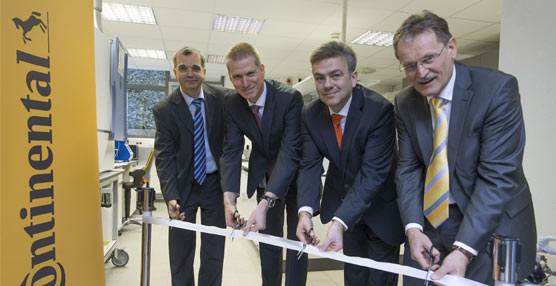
331, 114, 343, 150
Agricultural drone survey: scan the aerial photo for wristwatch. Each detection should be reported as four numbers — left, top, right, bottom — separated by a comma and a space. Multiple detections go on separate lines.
261, 195, 276, 208
452, 245, 473, 263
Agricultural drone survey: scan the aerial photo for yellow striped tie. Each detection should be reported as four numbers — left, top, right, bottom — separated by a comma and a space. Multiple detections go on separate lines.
424, 97, 449, 228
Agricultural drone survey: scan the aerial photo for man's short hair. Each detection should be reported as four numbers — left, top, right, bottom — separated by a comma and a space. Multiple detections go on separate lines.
173, 46, 205, 68
310, 41, 357, 73
393, 10, 452, 59
225, 42, 262, 69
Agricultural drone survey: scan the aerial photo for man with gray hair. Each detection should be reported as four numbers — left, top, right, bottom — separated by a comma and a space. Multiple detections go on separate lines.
154, 46, 227, 285
220, 42, 307, 286
393, 10, 536, 285
296, 40, 404, 285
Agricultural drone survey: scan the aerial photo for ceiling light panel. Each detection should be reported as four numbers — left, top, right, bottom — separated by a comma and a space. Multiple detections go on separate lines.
212, 14, 265, 34
207, 55, 226, 64
102, 3, 156, 25
351, 30, 394, 47
128, 49, 167, 59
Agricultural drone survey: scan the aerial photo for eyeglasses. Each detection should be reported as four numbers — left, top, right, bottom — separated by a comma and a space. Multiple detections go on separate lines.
176, 65, 203, 73
399, 45, 445, 74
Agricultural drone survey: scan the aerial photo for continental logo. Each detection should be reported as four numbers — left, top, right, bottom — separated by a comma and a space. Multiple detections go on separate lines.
14, 11, 67, 285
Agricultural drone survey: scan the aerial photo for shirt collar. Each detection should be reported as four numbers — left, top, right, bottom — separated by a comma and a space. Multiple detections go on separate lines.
180, 86, 204, 106
328, 93, 353, 117
247, 82, 267, 108
427, 64, 456, 103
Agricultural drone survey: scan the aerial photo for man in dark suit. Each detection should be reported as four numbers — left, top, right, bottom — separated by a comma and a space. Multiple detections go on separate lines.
153, 46, 227, 286
393, 11, 537, 285
296, 41, 404, 286
220, 42, 307, 286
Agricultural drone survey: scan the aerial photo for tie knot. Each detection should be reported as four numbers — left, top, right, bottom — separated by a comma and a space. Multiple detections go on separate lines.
250, 104, 260, 114
192, 98, 203, 107
331, 114, 343, 124
430, 97, 444, 110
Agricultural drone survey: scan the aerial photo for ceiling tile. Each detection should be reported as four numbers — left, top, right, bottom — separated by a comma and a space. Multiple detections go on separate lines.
446, 17, 492, 38
452, 0, 503, 22
460, 23, 500, 42
400, 0, 481, 17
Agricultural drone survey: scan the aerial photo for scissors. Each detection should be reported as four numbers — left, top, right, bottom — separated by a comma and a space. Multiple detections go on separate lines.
424, 245, 435, 286
296, 228, 313, 260
229, 210, 244, 242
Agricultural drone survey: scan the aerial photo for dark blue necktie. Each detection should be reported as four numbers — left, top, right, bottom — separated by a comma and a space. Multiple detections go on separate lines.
192, 98, 206, 185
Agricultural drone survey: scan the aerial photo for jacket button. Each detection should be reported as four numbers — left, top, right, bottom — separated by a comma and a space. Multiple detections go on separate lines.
344, 184, 349, 189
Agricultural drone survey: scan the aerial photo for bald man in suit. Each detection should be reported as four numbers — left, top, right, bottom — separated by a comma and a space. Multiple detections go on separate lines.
154, 47, 227, 286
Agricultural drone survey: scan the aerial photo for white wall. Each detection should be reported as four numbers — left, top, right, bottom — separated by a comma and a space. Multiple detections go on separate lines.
500, 0, 556, 274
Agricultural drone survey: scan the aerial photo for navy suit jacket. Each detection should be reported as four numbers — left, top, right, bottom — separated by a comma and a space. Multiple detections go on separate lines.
394, 62, 536, 278
153, 84, 227, 204
220, 80, 303, 198
297, 84, 404, 247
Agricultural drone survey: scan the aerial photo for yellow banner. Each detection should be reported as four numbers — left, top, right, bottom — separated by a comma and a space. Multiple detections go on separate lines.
1, 1, 105, 285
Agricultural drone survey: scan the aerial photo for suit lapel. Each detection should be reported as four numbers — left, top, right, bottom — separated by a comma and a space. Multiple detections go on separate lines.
412, 92, 433, 164
261, 81, 273, 150
203, 85, 214, 136
319, 102, 341, 166
448, 63, 473, 176
341, 90, 362, 173
171, 90, 193, 135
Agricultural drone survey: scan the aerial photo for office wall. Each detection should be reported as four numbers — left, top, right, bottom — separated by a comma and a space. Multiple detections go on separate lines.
500, 0, 556, 271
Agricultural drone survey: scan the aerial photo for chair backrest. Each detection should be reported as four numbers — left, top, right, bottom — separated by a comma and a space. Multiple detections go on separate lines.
140, 149, 155, 183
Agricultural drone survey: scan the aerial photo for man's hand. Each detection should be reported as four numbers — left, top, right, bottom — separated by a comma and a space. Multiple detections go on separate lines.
296, 211, 319, 245
167, 200, 185, 221
242, 196, 272, 236
407, 228, 440, 270
431, 249, 469, 282
318, 220, 345, 252
223, 192, 243, 227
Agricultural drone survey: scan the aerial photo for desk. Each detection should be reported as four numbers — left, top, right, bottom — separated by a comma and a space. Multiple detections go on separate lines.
100, 169, 123, 261
114, 160, 138, 230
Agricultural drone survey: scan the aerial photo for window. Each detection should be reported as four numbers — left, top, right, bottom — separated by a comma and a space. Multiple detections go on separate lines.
127, 69, 169, 137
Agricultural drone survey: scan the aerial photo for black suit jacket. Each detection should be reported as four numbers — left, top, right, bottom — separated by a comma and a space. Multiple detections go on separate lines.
395, 62, 536, 278
220, 79, 303, 198
297, 85, 404, 247
153, 84, 227, 203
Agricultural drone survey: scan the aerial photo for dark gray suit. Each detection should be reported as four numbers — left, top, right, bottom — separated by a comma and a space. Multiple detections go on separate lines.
298, 85, 404, 285
154, 84, 227, 286
395, 62, 537, 285
220, 79, 306, 286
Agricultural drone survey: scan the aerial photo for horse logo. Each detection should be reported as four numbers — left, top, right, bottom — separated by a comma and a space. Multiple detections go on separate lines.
13, 11, 47, 44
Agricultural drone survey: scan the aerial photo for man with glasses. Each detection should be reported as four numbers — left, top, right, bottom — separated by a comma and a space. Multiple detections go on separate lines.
296, 40, 404, 285
154, 46, 227, 285
393, 10, 537, 285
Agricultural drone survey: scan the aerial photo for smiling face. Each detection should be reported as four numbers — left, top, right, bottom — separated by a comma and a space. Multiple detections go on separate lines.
397, 30, 457, 98
173, 52, 206, 98
227, 56, 265, 103
312, 56, 357, 113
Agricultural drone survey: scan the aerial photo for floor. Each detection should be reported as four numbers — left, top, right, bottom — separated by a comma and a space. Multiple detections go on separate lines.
104, 200, 405, 285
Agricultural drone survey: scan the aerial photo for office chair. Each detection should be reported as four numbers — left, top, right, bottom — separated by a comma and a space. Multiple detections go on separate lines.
121, 148, 156, 232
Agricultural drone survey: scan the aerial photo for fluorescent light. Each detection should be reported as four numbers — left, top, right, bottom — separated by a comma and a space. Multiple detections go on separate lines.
212, 14, 265, 34
102, 3, 156, 25
207, 55, 226, 64
128, 49, 167, 59
351, 30, 394, 47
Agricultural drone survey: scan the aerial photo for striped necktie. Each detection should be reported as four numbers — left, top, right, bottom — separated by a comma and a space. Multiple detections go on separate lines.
424, 97, 449, 228
192, 98, 206, 185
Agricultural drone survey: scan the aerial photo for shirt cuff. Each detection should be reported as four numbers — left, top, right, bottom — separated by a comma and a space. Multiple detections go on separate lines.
453, 241, 478, 256
405, 223, 423, 234
298, 206, 313, 216
332, 217, 348, 231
